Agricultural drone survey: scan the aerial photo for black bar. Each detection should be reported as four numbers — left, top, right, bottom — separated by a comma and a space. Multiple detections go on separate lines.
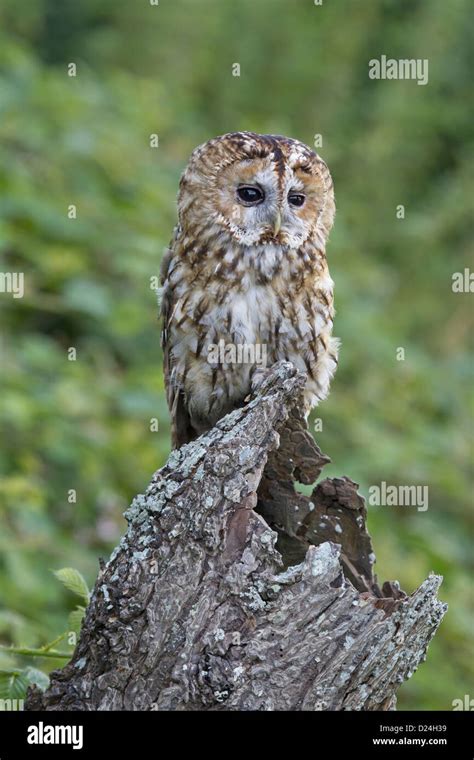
0, 710, 471, 757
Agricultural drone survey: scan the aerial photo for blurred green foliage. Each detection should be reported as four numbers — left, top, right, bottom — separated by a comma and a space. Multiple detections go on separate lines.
0, 0, 472, 709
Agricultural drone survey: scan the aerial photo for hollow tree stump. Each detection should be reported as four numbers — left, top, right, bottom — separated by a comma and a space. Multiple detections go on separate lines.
25, 362, 446, 711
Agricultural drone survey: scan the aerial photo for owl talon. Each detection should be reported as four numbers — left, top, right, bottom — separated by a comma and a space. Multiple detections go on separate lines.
250, 367, 272, 394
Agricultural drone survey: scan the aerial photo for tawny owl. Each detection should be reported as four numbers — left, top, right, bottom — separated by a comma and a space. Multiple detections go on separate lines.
160, 131, 339, 448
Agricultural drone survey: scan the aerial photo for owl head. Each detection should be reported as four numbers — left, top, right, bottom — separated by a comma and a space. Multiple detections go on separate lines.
177, 131, 335, 251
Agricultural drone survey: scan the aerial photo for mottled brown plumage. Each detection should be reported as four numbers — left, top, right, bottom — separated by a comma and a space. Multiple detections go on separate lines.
160, 132, 339, 448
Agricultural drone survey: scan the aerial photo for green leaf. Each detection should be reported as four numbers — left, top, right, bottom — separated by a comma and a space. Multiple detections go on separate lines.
53, 568, 90, 605
23, 667, 50, 692
0, 669, 30, 701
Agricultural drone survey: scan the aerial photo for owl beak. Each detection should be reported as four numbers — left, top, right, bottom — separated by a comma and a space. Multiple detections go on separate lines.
272, 210, 282, 237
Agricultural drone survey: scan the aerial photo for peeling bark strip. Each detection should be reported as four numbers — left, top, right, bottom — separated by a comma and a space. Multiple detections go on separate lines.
26, 362, 446, 711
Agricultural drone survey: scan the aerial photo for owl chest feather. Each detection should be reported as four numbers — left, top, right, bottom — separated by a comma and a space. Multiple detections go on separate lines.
167, 244, 336, 429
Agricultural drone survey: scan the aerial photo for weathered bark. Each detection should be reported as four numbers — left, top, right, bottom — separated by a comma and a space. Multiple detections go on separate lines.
25, 361, 446, 711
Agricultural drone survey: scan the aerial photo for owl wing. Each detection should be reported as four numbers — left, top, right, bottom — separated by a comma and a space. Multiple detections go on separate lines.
160, 228, 196, 449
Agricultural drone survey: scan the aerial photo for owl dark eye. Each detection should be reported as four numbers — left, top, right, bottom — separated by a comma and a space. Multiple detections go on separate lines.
237, 185, 264, 205
288, 193, 305, 207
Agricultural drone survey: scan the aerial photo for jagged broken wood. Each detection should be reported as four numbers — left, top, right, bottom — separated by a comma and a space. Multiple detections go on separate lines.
25, 362, 446, 711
